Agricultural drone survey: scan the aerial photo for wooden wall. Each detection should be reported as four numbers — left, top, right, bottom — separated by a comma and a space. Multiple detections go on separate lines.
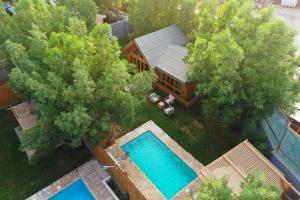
93, 146, 146, 200
125, 42, 199, 107
0, 84, 20, 109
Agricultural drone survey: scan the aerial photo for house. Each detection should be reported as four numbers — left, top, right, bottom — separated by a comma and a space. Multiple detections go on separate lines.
124, 25, 199, 107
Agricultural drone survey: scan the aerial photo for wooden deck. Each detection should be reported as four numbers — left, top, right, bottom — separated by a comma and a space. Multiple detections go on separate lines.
26, 159, 117, 200
105, 121, 204, 199
155, 83, 199, 108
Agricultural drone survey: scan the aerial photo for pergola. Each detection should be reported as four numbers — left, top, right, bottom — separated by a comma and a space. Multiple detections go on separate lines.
10, 102, 37, 131
200, 140, 300, 198
9, 102, 37, 159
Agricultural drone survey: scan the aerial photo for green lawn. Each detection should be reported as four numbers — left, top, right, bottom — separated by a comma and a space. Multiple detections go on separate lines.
0, 110, 92, 200
126, 100, 240, 165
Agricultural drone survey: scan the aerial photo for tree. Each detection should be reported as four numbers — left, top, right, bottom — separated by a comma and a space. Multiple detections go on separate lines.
128, 0, 199, 37
56, 0, 97, 30
195, 176, 233, 200
238, 173, 280, 200
0, 0, 68, 46
5, 17, 155, 156
178, 0, 199, 38
194, 173, 280, 200
187, 0, 300, 127
94, 0, 128, 13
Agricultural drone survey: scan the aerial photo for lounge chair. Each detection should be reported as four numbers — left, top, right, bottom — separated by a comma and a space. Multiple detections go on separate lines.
149, 93, 160, 104
164, 95, 175, 105
164, 106, 175, 117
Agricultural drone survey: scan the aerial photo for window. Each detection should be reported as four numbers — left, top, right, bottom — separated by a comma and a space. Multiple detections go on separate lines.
162, 73, 166, 80
137, 60, 141, 70
141, 63, 144, 70
171, 78, 174, 86
175, 81, 179, 89
167, 76, 170, 84
145, 64, 149, 71
130, 56, 133, 63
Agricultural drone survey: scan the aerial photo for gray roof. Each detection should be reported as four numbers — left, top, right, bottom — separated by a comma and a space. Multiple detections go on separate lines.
157, 44, 189, 83
134, 25, 190, 82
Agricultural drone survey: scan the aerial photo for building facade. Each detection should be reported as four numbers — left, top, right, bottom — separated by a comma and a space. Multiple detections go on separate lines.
124, 25, 198, 107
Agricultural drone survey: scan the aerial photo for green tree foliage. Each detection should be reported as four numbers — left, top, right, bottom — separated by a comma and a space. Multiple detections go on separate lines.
56, 0, 97, 30
238, 173, 280, 200
128, 0, 199, 37
188, 0, 300, 127
4, 10, 154, 155
194, 173, 280, 200
195, 176, 233, 200
94, 0, 128, 12
0, 0, 68, 45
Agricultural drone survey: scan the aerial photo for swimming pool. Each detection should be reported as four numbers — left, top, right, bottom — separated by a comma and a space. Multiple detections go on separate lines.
48, 179, 95, 200
121, 131, 197, 199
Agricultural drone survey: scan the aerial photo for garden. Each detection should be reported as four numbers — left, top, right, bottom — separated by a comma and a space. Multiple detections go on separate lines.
0, 110, 92, 200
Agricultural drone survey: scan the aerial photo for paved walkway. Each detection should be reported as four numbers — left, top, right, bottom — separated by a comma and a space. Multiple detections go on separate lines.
26, 159, 116, 200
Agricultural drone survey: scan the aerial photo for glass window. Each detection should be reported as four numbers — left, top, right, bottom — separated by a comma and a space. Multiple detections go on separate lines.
175, 81, 179, 89
162, 73, 166, 80
137, 60, 141, 69
141, 63, 144, 70
171, 78, 174, 86
167, 76, 170, 83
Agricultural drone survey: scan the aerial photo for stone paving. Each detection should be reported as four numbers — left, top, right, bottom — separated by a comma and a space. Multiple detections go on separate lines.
26, 159, 117, 200
106, 120, 204, 200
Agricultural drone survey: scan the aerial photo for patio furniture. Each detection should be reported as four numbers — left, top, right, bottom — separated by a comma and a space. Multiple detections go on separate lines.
158, 101, 166, 110
149, 93, 160, 104
164, 95, 175, 105
164, 106, 175, 117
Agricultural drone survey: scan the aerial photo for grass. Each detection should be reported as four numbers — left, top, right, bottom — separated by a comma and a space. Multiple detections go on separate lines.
0, 110, 92, 200
125, 99, 240, 165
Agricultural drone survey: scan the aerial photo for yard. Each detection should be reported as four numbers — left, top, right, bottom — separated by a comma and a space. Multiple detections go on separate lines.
124, 98, 241, 165
0, 110, 92, 200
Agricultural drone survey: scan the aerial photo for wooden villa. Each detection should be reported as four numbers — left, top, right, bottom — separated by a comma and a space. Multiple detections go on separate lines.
124, 25, 199, 107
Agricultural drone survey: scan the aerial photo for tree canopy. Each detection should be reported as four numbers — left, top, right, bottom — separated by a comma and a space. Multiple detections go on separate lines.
187, 0, 300, 127
56, 0, 97, 30
128, 0, 199, 37
194, 173, 280, 200
2, 0, 155, 156
94, 0, 128, 13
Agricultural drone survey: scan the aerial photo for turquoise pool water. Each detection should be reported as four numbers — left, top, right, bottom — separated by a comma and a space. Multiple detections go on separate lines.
48, 179, 95, 200
121, 131, 197, 199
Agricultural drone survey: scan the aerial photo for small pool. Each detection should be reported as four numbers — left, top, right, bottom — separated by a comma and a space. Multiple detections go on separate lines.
48, 179, 95, 200
121, 131, 197, 199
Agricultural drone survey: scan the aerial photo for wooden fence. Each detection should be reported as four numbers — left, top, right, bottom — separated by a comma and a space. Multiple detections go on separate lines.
93, 146, 146, 200
0, 84, 20, 109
